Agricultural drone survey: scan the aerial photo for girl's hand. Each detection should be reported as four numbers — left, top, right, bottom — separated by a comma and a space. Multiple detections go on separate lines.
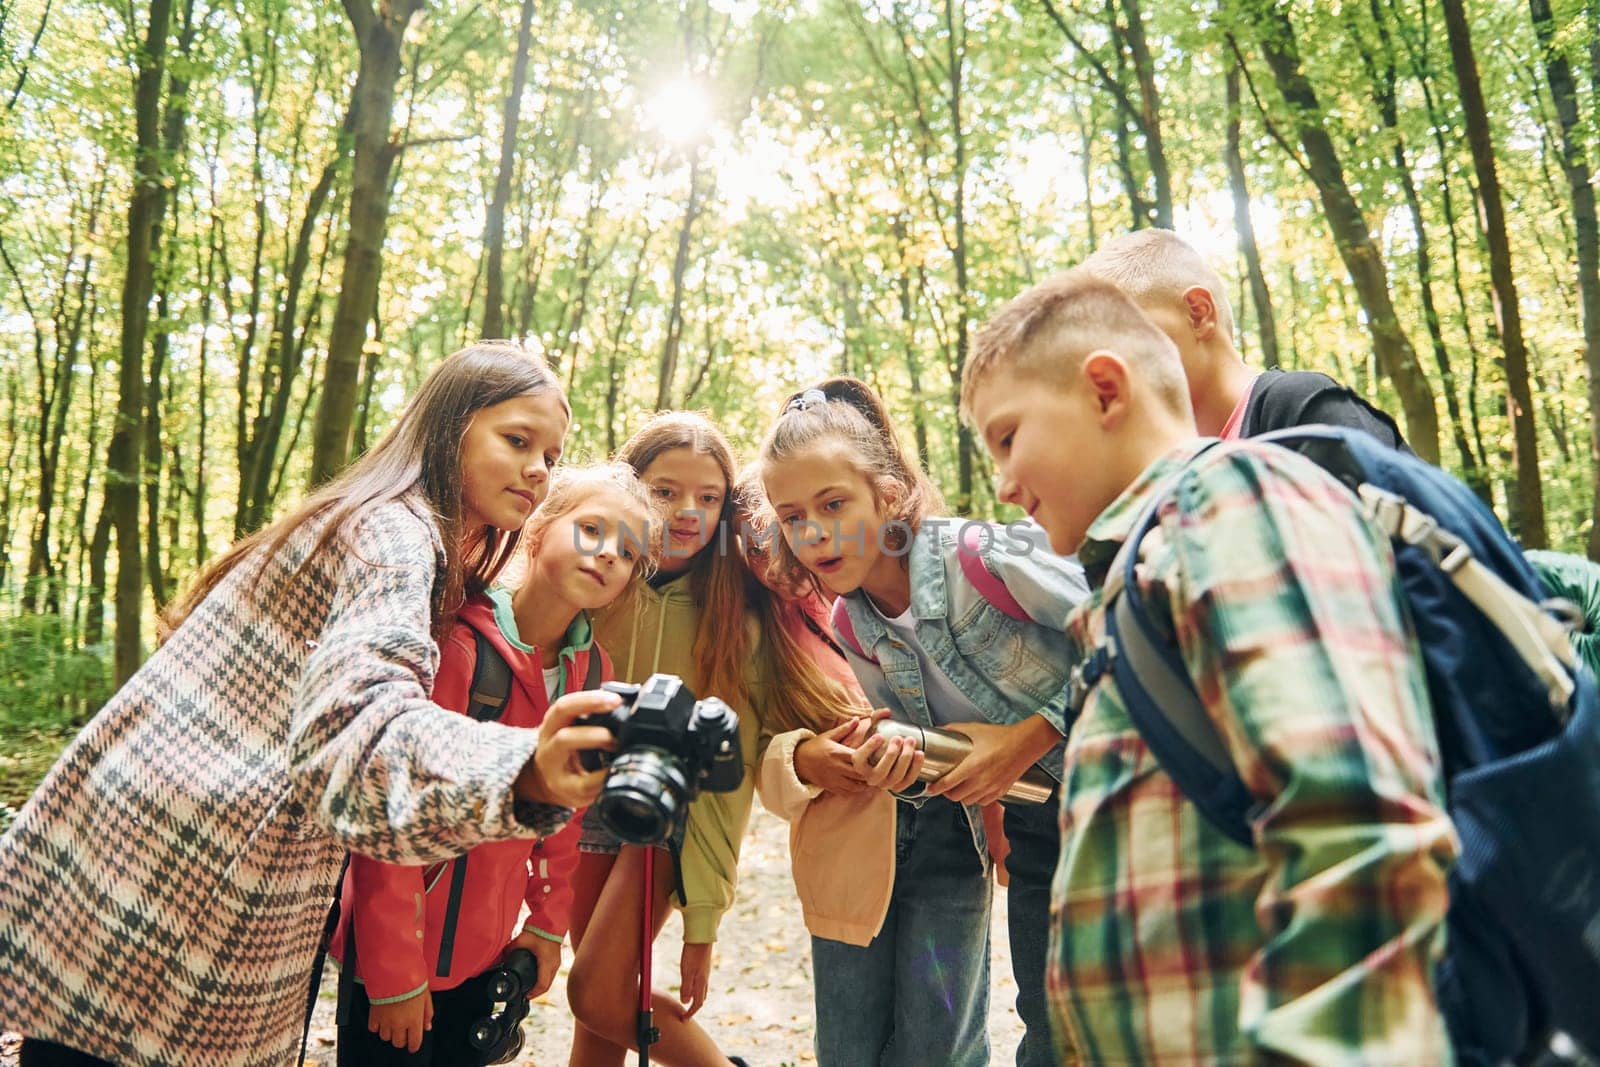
368, 988, 432, 1052
793, 712, 884, 793
508, 927, 562, 1000
513, 690, 621, 809
678, 940, 714, 1018
852, 731, 925, 793
923, 717, 1059, 806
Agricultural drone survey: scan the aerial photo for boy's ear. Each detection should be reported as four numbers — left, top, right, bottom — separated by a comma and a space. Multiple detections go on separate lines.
1181, 285, 1218, 341
1082, 351, 1132, 425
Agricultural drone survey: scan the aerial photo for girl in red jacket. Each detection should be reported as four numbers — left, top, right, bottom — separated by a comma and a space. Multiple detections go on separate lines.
333, 463, 664, 1066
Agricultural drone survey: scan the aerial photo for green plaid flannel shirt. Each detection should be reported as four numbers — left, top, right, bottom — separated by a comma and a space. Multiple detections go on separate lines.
1048, 439, 1459, 1065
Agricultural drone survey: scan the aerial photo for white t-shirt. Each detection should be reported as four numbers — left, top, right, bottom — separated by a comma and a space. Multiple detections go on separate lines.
543, 665, 561, 700
871, 602, 986, 729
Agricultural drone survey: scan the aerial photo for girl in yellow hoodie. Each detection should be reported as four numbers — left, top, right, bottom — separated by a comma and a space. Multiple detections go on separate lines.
565, 412, 857, 1067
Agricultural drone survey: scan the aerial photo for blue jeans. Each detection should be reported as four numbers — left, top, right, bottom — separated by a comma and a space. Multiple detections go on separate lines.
810, 796, 992, 1067
1002, 791, 1061, 1067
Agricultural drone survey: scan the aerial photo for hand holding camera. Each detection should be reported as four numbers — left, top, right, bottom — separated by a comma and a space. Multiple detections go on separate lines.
575, 673, 744, 846
512, 689, 622, 810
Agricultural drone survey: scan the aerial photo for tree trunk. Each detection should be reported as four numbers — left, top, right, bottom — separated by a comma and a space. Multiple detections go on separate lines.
1224, 62, 1280, 369
1442, 0, 1547, 546
1530, 0, 1600, 557
605, 226, 655, 453
944, 0, 974, 514
482, 0, 535, 339
236, 109, 353, 535
106, 0, 174, 683
1118, 0, 1172, 227
656, 150, 705, 411
1242, 0, 1441, 463
1359, 0, 1483, 494
309, 0, 422, 486
0, 372, 17, 590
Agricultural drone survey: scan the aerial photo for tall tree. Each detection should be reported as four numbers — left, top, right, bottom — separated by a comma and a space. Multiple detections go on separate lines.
1442, 0, 1547, 546
1223, 61, 1280, 369
104, 0, 175, 683
1353, 0, 1484, 495
481, 0, 535, 340
1530, 0, 1600, 557
309, 0, 424, 485
1235, 0, 1441, 463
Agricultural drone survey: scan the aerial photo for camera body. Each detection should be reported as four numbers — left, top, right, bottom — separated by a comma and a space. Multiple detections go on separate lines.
577, 673, 743, 846
466, 948, 537, 1064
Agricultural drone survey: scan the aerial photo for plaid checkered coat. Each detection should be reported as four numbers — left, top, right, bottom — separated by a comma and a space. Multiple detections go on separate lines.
0, 499, 573, 1066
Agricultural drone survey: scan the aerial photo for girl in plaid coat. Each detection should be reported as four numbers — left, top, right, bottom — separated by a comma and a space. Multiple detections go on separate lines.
0, 342, 622, 1067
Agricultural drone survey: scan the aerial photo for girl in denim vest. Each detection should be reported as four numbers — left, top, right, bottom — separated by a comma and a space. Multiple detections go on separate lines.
756, 377, 1088, 1067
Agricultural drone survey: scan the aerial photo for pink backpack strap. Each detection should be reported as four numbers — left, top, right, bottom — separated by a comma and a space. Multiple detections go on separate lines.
957, 523, 1033, 623
830, 595, 876, 663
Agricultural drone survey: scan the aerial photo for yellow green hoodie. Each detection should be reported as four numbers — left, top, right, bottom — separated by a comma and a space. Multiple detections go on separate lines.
592, 571, 765, 943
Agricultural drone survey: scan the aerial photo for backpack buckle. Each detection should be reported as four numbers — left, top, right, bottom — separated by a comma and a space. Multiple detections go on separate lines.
1068, 639, 1116, 714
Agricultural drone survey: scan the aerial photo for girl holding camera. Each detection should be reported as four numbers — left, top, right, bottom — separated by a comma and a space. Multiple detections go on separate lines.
0, 344, 622, 1067
332, 463, 663, 1066
755, 378, 1089, 1067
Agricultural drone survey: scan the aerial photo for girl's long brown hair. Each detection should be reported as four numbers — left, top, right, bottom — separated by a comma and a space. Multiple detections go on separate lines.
614, 412, 753, 708
736, 474, 869, 735
161, 342, 566, 639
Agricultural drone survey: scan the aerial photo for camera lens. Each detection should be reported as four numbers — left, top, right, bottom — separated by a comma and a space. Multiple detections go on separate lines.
594, 749, 691, 846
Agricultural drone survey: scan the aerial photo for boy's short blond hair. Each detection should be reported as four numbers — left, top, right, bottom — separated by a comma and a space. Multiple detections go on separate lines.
1079, 228, 1236, 343
961, 269, 1190, 417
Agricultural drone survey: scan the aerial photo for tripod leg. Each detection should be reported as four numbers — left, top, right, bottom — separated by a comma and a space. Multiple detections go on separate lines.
638, 846, 659, 1067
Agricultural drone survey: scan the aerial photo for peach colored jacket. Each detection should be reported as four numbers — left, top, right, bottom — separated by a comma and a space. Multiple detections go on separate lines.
756, 594, 895, 947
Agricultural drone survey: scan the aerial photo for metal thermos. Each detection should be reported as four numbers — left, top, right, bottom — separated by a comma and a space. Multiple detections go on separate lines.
866, 720, 1056, 805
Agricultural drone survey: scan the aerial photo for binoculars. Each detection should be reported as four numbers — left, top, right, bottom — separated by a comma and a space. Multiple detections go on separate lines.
466, 948, 537, 1064
866, 720, 1056, 804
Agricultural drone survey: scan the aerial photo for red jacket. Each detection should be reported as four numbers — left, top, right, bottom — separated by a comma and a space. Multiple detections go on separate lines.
330, 591, 608, 1000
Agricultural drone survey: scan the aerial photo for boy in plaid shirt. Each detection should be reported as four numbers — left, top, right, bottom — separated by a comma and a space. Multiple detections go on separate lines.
961, 271, 1459, 1064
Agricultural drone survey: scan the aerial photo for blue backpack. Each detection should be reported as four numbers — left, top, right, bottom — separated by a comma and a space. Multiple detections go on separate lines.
1085, 427, 1600, 1064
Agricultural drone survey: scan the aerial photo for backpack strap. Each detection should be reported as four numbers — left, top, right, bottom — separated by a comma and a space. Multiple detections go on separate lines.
1102, 497, 1255, 847
439, 628, 515, 978
956, 523, 1033, 622
1070, 442, 1256, 847
831, 595, 876, 663
467, 628, 513, 722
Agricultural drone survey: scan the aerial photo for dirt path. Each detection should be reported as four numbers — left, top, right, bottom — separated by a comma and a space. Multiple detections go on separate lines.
4, 804, 1025, 1066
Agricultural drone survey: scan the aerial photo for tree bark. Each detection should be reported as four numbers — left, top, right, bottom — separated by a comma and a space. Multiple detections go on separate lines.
309, 0, 422, 486
482, 0, 535, 340
1117, 0, 1172, 227
656, 150, 705, 411
1530, 0, 1600, 557
1442, 0, 1547, 546
1241, 0, 1441, 463
105, 0, 174, 682
1223, 62, 1280, 369
1358, 0, 1483, 494
236, 110, 353, 534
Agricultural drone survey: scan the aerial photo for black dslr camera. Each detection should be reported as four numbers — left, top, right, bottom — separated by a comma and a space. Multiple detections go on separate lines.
577, 673, 743, 846
466, 948, 537, 1064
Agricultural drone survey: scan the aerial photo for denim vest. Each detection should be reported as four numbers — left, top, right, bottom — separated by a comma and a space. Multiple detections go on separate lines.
835, 519, 1089, 862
